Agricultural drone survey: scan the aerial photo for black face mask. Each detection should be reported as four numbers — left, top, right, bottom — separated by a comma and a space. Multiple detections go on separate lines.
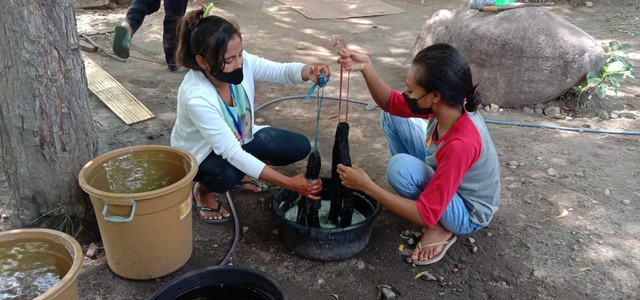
212, 67, 243, 85
403, 92, 433, 115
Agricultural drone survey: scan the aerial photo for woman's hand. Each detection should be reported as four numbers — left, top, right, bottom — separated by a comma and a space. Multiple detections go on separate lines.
336, 47, 371, 72
288, 173, 323, 200
336, 164, 374, 193
303, 63, 331, 84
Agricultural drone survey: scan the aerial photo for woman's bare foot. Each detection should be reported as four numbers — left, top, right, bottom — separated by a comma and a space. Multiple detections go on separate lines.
194, 182, 230, 220
410, 223, 454, 262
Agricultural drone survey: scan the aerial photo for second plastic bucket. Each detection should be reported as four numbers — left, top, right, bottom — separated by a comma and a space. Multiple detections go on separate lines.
0, 228, 83, 300
78, 145, 198, 280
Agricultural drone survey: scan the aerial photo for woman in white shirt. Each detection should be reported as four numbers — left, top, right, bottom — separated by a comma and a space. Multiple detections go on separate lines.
171, 7, 330, 223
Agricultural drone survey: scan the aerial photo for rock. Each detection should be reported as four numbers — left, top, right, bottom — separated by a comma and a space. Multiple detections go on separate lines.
535, 108, 544, 115
318, 278, 325, 284
504, 177, 515, 181
74, 0, 110, 9
622, 199, 631, 205
533, 270, 546, 279
255, 118, 265, 123
498, 281, 507, 287
522, 107, 535, 114
270, 228, 279, 235
498, 108, 504, 113
274, 106, 282, 111
585, 1, 593, 8
484, 105, 492, 112
530, 173, 544, 179
507, 182, 520, 189
242, 226, 249, 234
610, 113, 619, 119
468, 237, 476, 243
509, 165, 517, 169
599, 111, 610, 120
508, 161, 519, 167
536, 156, 543, 160
380, 286, 397, 300
547, 168, 558, 177
296, 43, 307, 50
405, 257, 413, 264
486, 232, 493, 237
413, 8, 605, 108
86, 242, 104, 259
471, 245, 478, 253
490, 103, 500, 112
582, 123, 591, 128
356, 259, 366, 270
544, 106, 561, 116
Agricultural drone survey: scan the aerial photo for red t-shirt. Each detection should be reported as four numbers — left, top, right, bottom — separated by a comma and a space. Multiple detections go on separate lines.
387, 90, 482, 227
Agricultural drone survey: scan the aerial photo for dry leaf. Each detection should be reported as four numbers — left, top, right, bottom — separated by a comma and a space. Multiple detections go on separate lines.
398, 244, 405, 252
580, 267, 592, 272
328, 294, 339, 300
556, 209, 569, 218
415, 271, 428, 280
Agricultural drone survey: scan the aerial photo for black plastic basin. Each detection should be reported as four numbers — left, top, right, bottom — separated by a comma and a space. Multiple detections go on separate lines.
272, 178, 381, 261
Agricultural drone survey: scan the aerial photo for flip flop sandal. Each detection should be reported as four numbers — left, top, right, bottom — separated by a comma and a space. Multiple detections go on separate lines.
112, 23, 131, 59
232, 178, 269, 193
192, 186, 231, 224
409, 235, 457, 266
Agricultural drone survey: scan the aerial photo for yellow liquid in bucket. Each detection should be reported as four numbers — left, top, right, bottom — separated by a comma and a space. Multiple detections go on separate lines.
102, 152, 188, 194
0, 242, 62, 300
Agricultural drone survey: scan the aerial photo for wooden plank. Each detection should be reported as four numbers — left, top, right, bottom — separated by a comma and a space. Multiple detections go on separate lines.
276, 0, 405, 19
83, 54, 155, 125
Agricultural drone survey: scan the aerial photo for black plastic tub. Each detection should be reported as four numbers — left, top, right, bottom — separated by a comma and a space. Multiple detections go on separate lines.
149, 266, 289, 300
272, 178, 382, 261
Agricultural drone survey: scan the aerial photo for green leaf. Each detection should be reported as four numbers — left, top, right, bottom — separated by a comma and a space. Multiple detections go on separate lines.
609, 40, 620, 51
618, 43, 631, 51
618, 57, 632, 68
586, 71, 601, 84
608, 77, 620, 88
605, 61, 628, 74
596, 86, 607, 99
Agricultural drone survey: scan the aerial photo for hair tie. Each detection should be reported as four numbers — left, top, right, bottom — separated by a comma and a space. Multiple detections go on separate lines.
203, 3, 215, 18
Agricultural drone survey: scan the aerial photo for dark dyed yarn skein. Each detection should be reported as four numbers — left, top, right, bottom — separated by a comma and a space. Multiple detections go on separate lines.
296, 150, 321, 227
329, 122, 354, 227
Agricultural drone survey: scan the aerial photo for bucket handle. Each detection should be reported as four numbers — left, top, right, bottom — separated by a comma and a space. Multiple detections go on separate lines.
102, 200, 137, 223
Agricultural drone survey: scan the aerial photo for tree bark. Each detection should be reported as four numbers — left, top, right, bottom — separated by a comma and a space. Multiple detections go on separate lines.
0, 0, 96, 230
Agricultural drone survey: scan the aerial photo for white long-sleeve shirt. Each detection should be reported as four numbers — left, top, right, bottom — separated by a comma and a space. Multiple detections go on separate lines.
170, 51, 306, 178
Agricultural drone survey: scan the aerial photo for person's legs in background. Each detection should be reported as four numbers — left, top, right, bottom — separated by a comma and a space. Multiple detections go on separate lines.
163, 0, 189, 72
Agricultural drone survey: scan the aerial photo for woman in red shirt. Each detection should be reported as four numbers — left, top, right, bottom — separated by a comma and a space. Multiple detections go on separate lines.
336, 44, 501, 265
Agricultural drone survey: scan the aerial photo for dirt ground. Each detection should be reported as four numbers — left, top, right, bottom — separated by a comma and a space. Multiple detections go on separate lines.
4, 0, 640, 299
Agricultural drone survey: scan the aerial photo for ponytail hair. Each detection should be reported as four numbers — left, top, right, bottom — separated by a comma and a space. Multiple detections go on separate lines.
175, 8, 241, 71
412, 43, 481, 112
465, 86, 482, 112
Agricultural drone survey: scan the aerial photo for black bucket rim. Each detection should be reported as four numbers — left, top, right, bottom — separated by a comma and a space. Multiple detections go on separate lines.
148, 265, 289, 300
271, 183, 382, 234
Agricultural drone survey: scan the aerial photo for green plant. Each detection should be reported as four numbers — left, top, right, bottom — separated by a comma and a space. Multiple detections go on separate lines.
574, 41, 634, 101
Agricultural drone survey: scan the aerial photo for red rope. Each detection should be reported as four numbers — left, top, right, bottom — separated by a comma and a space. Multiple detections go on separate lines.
345, 70, 350, 122
338, 63, 344, 122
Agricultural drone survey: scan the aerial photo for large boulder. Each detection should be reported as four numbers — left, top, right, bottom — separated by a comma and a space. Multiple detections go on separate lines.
414, 8, 606, 108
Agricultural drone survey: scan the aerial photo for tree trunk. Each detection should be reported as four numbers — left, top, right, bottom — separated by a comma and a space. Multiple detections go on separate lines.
0, 0, 96, 231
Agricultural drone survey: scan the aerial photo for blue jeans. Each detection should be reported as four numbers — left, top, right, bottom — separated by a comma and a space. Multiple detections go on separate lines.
195, 127, 311, 194
381, 112, 482, 235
